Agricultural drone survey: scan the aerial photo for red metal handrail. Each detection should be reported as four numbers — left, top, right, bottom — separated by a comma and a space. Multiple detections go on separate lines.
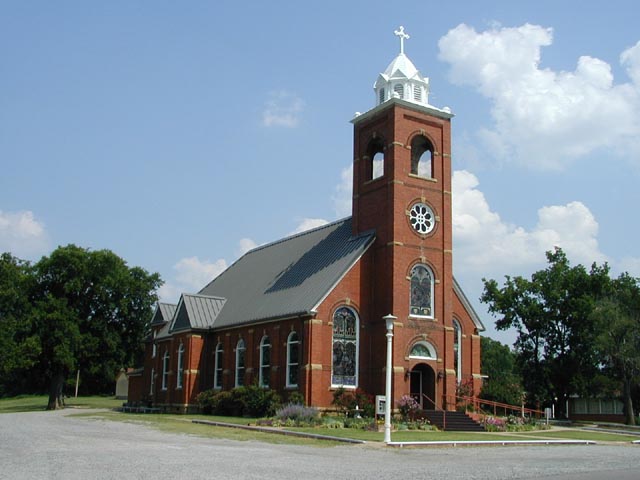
446, 393, 544, 419
419, 393, 446, 430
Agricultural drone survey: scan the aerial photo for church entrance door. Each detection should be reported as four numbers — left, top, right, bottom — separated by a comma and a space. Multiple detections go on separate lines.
409, 364, 436, 409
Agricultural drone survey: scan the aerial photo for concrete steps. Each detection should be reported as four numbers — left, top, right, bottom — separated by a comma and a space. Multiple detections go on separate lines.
421, 410, 485, 432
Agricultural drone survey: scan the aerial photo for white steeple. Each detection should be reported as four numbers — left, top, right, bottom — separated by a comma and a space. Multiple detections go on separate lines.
374, 26, 431, 107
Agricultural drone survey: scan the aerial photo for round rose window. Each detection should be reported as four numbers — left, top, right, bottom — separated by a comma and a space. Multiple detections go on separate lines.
409, 202, 436, 235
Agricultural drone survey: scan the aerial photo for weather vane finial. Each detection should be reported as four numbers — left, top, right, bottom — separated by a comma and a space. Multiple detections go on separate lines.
394, 26, 410, 54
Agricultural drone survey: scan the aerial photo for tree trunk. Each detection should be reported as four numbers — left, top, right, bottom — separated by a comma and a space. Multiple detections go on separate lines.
623, 377, 636, 426
46, 371, 66, 410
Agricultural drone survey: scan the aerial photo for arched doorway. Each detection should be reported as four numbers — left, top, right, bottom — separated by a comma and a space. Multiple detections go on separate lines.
410, 363, 436, 409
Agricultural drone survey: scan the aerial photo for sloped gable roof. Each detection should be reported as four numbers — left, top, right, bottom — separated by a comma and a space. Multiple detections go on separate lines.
170, 294, 227, 332
453, 277, 485, 331
199, 217, 375, 329
150, 302, 177, 326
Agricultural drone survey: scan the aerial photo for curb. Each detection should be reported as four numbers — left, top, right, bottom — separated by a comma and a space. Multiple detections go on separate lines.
388, 439, 596, 447
192, 419, 366, 444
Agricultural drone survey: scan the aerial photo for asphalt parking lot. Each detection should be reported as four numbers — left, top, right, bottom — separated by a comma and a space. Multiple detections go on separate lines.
1, 409, 639, 480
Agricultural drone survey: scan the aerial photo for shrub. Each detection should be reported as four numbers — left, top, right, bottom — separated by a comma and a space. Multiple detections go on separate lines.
484, 416, 506, 432
332, 387, 375, 417
215, 390, 243, 416
275, 403, 320, 426
321, 417, 344, 429
286, 391, 305, 405
196, 389, 218, 414
397, 395, 420, 421
343, 417, 374, 430
241, 384, 281, 417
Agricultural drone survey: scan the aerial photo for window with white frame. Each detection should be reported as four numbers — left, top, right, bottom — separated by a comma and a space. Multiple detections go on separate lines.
259, 336, 271, 388
410, 264, 434, 317
176, 343, 184, 389
331, 306, 359, 387
409, 341, 437, 360
453, 319, 462, 383
286, 331, 299, 388
161, 350, 170, 390
235, 338, 246, 387
214, 342, 223, 389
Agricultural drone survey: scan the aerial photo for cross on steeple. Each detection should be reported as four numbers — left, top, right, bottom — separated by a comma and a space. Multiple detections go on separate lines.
394, 26, 410, 55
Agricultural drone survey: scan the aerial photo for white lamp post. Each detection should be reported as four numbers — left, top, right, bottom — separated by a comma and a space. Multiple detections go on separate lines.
382, 314, 396, 444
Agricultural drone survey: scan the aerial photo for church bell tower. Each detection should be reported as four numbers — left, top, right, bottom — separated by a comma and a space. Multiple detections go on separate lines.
352, 27, 458, 408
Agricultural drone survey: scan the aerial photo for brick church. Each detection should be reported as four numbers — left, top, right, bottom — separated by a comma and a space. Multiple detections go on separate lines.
128, 27, 484, 412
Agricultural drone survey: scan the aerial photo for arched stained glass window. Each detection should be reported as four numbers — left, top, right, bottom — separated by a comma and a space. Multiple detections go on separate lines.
453, 319, 462, 383
410, 264, 434, 317
235, 339, 245, 387
161, 351, 170, 391
409, 341, 436, 359
259, 336, 271, 388
214, 342, 223, 389
176, 343, 185, 389
286, 332, 299, 388
331, 306, 358, 387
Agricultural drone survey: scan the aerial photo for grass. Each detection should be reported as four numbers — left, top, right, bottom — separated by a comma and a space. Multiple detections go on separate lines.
0, 394, 122, 413
290, 427, 520, 442
72, 411, 341, 446
522, 429, 640, 442
2, 395, 638, 445
74, 410, 640, 444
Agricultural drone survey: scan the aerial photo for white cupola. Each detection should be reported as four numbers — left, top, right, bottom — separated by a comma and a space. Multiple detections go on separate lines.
374, 26, 430, 107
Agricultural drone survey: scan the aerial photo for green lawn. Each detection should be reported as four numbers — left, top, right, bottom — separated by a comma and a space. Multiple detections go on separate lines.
0, 395, 122, 413
2, 396, 637, 445
523, 429, 640, 442
72, 411, 340, 446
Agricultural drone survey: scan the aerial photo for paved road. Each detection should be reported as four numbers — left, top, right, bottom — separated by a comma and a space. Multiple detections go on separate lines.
1, 409, 639, 480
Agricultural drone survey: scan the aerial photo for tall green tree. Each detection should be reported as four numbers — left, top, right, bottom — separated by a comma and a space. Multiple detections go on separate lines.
481, 248, 611, 416
0, 245, 163, 408
0, 253, 41, 396
480, 336, 524, 406
33, 245, 162, 409
591, 273, 640, 425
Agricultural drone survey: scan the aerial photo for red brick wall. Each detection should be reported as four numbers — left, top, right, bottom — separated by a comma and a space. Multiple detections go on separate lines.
348, 100, 470, 410
137, 101, 481, 412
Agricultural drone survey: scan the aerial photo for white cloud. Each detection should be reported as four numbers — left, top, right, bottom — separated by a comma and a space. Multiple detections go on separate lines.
332, 164, 353, 218
438, 25, 640, 169
262, 90, 305, 128
0, 209, 49, 259
158, 256, 228, 303
174, 256, 227, 291
237, 238, 258, 257
618, 257, 640, 277
290, 218, 329, 235
452, 170, 606, 276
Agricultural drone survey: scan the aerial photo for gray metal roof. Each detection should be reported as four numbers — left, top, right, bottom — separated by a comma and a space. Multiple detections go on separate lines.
199, 217, 375, 329
170, 294, 226, 332
453, 277, 485, 332
150, 302, 177, 326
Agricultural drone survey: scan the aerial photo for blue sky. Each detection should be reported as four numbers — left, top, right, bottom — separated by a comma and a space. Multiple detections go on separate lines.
2, 1, 639, 345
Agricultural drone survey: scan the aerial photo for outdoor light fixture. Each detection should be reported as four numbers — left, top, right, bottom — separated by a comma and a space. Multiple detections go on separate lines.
382, 314, 396, 444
